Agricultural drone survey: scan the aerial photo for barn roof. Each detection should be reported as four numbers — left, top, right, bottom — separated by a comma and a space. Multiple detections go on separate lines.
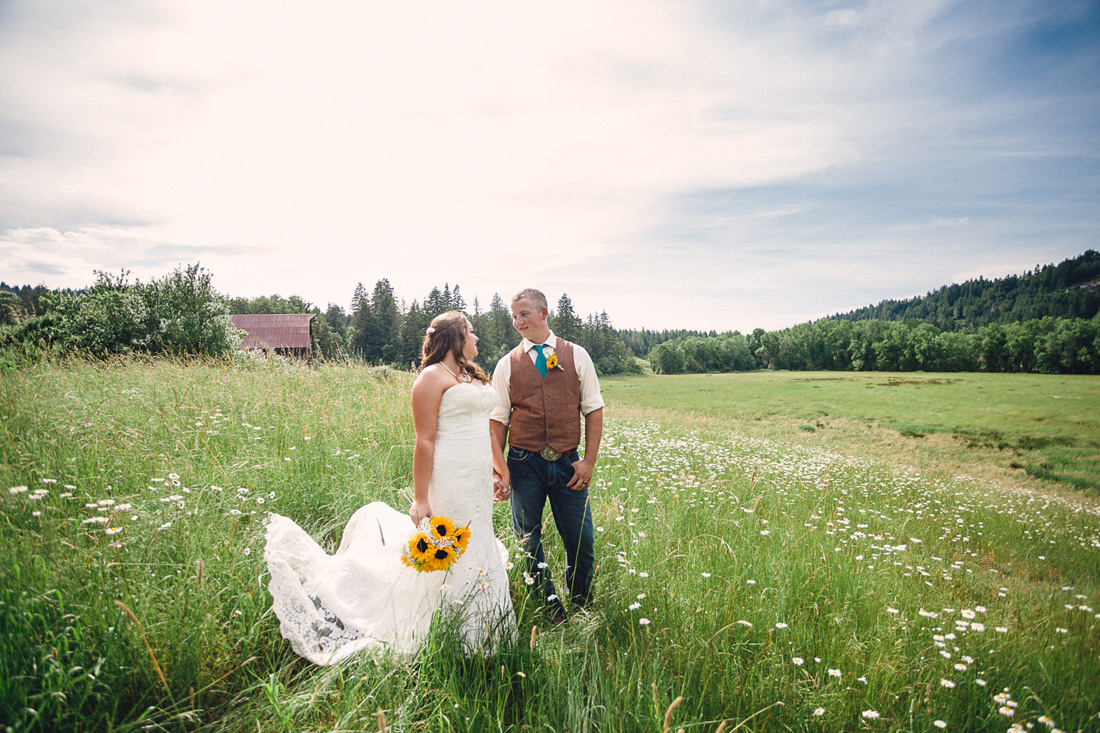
231, 314, 315, 350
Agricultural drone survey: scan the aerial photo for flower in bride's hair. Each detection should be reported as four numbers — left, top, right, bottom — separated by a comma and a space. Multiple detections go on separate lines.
425, 326, 435, 335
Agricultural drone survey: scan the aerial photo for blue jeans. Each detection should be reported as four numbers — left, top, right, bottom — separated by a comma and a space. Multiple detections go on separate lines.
508, 446, 595, 610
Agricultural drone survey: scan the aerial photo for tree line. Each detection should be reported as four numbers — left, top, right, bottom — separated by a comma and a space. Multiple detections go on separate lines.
4, 251, 1099, 374
229, 280, 641, 375
828, 249, 1100, 330
649, 316, 1100, 375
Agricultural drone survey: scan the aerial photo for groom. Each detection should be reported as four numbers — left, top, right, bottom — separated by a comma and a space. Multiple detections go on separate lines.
490, 288, 604, 621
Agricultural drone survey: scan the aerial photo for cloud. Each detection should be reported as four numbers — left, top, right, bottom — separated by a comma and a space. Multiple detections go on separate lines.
0, 1, 1096, 331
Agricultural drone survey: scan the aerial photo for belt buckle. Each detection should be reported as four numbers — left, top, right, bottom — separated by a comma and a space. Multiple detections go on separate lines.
539, 446, 561, 461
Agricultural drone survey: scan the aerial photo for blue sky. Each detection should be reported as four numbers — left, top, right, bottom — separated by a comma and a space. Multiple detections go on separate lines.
0, 0, 1097, 331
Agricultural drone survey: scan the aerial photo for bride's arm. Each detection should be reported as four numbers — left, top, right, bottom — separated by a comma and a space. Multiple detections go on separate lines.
410, 368, 446, 524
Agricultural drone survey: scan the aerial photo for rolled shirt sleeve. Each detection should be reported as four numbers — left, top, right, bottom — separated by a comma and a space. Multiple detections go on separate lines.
572, 344, 605, 416
490, 356, 513, 425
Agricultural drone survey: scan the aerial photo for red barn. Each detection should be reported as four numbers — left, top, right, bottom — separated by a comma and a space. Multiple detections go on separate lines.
230, 314, 316, 356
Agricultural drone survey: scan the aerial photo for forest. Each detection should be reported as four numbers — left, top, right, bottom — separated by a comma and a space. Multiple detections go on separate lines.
2, 250, 1098, 374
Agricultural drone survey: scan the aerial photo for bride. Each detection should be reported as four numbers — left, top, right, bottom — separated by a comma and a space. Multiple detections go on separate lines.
264, 311, 516, 664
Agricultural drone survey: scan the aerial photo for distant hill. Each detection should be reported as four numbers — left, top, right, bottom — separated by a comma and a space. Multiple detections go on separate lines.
828, 250, 1100, 330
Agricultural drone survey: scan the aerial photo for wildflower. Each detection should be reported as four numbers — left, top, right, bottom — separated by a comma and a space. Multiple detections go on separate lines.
504, 561, 514, 570
628, 602, 641, 610
243, 548, 252, 556
775, 622, 788, 629
760, 529, 770, 536
953, 663, 967, 671
975, 605, 986, 613
105, 527, 122, 535
995, 626, 1008, 633
976, 679, 986, 687
547, 594, 558, 602
639, 618, 651, 626
813, 708, 825, 716
970, 623, 985, 632
961, 609, 976, 619
886, 607, 899, 614
638, 572, 649, 578
861, 710, 880, 719
792, 657, 804, 666
998, 706, 1014, 717
701, 572, 711, 578
940, 679, 955, 689
934, 721, 947, 729
32, 510, 41, 517
9, 486, 28, 494
82, 517, 109, 524
746, 579, 756, 585
537, 561, 549, 569
827, 668, 841, 678
524, 574, 535, 586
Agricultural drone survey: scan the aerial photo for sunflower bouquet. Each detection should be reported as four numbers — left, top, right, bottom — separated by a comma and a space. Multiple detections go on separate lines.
401, 515, 471, 572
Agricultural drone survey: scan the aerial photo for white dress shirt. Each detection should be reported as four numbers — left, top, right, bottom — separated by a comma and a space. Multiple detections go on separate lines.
490, 331, 605, 425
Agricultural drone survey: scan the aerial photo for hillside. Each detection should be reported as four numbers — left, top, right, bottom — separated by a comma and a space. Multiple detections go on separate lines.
828, 250, 1100, 330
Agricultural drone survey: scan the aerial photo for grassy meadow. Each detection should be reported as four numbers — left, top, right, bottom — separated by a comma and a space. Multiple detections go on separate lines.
2, 358, 1099, 732
603, 371, 1100, 496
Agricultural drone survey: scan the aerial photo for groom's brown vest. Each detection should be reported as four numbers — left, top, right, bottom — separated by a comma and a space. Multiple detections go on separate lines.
507, 340, 582, 453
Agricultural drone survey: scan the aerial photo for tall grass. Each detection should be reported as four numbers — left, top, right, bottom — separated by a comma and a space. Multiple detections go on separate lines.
1, 357, 1097, 731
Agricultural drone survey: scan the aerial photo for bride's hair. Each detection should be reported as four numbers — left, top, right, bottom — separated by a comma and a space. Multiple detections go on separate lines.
421, 311, 489, 384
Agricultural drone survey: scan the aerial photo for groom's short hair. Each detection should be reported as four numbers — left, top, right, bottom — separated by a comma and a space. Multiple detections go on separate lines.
511, 288, 547, 311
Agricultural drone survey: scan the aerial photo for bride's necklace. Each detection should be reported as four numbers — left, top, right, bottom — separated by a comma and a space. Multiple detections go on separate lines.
440, 361, 472, 383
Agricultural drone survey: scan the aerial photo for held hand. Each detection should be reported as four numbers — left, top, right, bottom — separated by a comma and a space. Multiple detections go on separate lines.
409, 499, 432, 525
492, 469, 511, 502
567, 458, 595, 491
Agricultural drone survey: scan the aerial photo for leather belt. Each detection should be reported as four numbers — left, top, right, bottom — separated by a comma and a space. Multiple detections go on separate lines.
539, 446, 575, 461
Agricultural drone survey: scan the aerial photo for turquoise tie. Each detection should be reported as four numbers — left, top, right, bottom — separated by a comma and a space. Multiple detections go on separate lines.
533, 344, 548, 378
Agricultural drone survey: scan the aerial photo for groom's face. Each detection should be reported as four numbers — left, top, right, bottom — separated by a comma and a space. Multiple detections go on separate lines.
511, 298, 550, 343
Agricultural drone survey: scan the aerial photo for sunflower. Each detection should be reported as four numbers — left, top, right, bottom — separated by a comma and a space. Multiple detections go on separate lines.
406, 532, 432, 566
430, 516, 456, 541
452, 525, 471, 552
432, 545, 454, 567
546, 354, 559, 370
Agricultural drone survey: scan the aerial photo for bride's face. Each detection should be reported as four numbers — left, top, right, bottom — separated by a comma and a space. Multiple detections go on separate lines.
461, 320, 479, 360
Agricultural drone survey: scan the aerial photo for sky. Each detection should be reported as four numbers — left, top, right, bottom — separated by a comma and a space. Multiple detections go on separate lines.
1, 0, 1097, 332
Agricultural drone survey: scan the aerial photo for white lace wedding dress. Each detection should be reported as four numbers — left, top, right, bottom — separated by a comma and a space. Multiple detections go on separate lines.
264, 381, 516, 664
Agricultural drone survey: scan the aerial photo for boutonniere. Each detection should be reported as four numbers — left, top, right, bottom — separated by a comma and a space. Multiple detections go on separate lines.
545, 354, 562, 371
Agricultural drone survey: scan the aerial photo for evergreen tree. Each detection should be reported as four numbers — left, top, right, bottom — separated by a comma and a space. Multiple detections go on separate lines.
424, 287, 448, 318
351, 282, 368, 311
400, 300, 432, 368
450, 284, 466, 313
360, 279, 401, 363
551, 293, 583, 342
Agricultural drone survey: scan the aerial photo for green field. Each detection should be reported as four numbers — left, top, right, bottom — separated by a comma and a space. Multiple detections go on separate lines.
2, 359, 1098, 731
604, 370, 1100, 495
